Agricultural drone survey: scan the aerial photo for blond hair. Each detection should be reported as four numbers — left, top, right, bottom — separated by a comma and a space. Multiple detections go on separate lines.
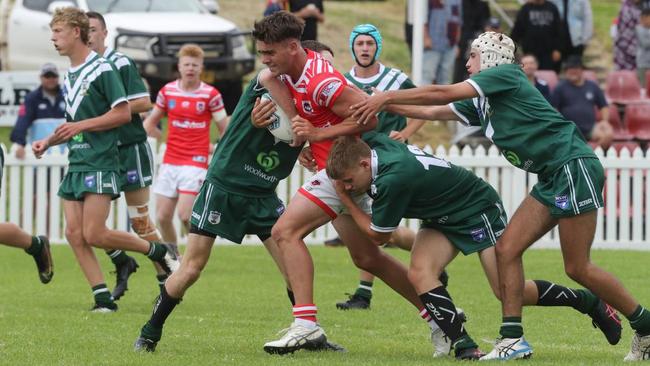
178, 44, 204, 59
326, 136, 371, 180
50, 7, 89, 45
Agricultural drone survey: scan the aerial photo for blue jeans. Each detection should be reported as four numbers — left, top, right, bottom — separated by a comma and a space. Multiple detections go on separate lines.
422, 48, 456, 84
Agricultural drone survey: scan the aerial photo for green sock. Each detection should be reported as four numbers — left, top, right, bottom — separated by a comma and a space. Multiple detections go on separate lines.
499, 316, 523, 338
92, 284, 115, 306
354, 280, 373, 300
628, 305, 650, 336
107, 250, 129, 266
146, 242, 166, 261
141, 322, 163, 342
24, 236, 42, 256
453, 334, 478, 352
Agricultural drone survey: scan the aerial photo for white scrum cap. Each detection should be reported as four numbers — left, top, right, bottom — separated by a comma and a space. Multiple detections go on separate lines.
471, 32, 516, 71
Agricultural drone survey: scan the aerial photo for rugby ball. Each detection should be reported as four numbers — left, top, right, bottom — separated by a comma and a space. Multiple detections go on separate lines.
261, 93, 294, 144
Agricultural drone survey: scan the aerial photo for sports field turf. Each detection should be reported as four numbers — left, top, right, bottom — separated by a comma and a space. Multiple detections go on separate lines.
0, 244, 646, 365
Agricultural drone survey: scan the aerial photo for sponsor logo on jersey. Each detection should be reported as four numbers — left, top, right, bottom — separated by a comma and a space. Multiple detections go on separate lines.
171, 120, 207, 129
317, 80, 342, 106
256, 151, 280, 172
168, 99, 176, 109
523, 159, 534, 171
471, 227, 486, 242
84, 175, 96, 188
127, 170, 139, 184
555, 195, 570, 210
302, 101, 313, 114
196, 101, 205, 113
192, 156, 207, 163
503, 150, 521, 166
72, 133, 84, 143
191, 212, 201, 220
181, 101, 190, 108
79, 79, 90, 96
437, 216, 449, 224
578, 198, 593, 207
208, 210, 221, 225
102, 183, 114, 188
144, 176, 153, 182
311, 179, 321, 186
585, 91, 594, 101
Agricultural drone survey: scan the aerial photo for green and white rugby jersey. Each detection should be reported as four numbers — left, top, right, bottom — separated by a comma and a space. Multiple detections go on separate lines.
363, 132, 500, 233
62, 51, 127, 172
205, 73, 302, 196
345, 63, 416, 136
103, 48, 149, 146
450, 64, 595, 176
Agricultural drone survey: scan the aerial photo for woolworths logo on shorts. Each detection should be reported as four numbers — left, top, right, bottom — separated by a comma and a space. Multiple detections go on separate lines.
257, 151, 280, 172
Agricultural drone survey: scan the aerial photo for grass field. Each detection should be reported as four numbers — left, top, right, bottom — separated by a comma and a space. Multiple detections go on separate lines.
0, 245, 647, 365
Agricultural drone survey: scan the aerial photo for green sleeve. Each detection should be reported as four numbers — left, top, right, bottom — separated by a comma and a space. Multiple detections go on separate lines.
117, 56, 148, 100
401, 76, 417, 90
100, 62, 127, 108
450, 99, 481, 126
466, 66, 519, 98
370, 176, 411, 233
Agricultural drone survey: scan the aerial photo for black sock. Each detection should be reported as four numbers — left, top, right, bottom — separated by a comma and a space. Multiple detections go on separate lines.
419, 286, 475, 349
107, 249, 129, 266
24, 236, 42, 256
534, 280, 597, 314
146, 242, 166, 261
148, 286, 181, 329
287, 289, 295, 306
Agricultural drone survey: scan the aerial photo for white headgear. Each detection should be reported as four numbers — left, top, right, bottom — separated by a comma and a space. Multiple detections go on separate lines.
471, 32, 516, 71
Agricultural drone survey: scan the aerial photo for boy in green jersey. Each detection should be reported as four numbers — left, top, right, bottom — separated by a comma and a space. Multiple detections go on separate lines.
86, 11, 168, 300
328, 133, 622, 360
33, 8, 178, 312
353, 32, 649, 361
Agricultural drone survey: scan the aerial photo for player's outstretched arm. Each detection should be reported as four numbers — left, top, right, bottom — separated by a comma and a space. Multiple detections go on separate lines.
143, 106, 165, 139
333, 180, 391, 246
53, 101, 131, 141
386, 104, 458, 122
352, 82, 478, 125
128, 96, 153, 114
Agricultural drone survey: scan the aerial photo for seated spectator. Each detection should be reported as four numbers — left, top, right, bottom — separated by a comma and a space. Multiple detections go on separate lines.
9, 63, 65, 159
552, 56, 613, 148
521, 54, 552, 102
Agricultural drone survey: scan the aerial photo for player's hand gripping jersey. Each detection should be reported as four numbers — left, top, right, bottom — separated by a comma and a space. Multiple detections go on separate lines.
281, 49, 347, 170
156, 80, 227, 168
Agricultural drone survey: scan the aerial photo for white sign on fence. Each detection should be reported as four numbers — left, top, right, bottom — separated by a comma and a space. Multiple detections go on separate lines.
0, 71, 40, 127
2, 142, 649, 250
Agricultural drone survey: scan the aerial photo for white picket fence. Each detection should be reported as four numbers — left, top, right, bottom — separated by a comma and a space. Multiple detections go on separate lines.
3, 141, 650, 250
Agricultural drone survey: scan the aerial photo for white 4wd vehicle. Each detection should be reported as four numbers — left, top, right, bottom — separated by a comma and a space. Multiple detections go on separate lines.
4, 0, 255, 112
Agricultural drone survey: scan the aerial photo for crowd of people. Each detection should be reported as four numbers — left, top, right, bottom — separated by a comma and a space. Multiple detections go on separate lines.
3, 0, 650, 363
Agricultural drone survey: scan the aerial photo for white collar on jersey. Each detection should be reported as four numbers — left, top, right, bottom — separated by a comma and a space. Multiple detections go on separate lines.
370, 149, 378, 181
68, 50, 98, 73
349, 63, 385, 85
102, 47, 114, 58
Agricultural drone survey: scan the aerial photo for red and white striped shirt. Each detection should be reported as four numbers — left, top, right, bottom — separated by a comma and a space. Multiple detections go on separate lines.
282, 49, 347, 170
156, 80, 226, 168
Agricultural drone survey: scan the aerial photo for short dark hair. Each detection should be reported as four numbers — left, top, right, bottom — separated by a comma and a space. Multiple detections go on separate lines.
86, 11, 106, 30
301, 40, 334, 56
253, 11, 304, 43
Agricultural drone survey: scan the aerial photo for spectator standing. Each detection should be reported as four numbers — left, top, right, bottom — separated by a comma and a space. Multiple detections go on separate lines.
10, 63, 65, 159
549, 0, 593, 59
453, 0, 491, 83
423, 0, 463, 85
511, 0, 564, 73
635, 8, 650, 86
614, 0, 644, 70
521, 54, 552, 102
551, 56, 613, 148
288, 0, 324, 41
